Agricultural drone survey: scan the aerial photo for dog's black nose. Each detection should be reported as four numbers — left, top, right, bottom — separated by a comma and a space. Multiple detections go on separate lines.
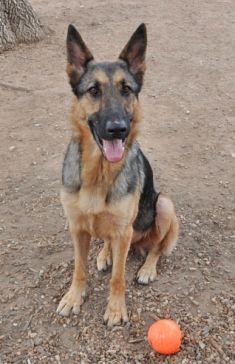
106, 120, 128, 139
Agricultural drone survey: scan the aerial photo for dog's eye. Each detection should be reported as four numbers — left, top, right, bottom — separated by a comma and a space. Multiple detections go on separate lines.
88, 85, 100, 98
121, 83, 132, 96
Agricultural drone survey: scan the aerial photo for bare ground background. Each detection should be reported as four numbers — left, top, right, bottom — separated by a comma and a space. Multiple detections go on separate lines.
0, 0, 234, 363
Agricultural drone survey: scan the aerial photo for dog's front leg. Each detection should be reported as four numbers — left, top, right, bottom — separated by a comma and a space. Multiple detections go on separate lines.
57, 228, 91, 316
104, 226, 132, 327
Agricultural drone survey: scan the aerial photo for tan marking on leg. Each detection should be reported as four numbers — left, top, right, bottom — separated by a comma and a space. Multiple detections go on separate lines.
104, 227, 133, 327
137, 250, 160, 284
57, 229, 91, 316
97, 240, 112, 271
137, 194, 179, 285
156, 194, 179, 256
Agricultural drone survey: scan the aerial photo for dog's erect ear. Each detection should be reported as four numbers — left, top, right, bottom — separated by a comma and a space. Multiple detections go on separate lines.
119, 23, 147, 85
67, 24, 94, 73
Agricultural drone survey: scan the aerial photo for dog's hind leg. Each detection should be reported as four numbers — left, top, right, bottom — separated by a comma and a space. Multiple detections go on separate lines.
97, 240, 112, 271
137, 194, 179, 285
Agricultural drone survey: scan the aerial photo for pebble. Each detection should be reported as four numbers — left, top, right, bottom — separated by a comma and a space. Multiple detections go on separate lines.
199, 341, 205, 349
9, 145, 16, 151
55, 355, 61, 363
34, 336, 43, 346
28, 331, 37, 338
211, 297, 217, 304
189, 297, 199, 306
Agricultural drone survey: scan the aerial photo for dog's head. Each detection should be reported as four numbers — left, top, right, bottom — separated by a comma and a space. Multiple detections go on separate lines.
66, 24, 147, 163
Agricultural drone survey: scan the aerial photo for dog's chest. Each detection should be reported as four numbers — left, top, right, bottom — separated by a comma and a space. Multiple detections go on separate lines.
62, 184, 138, 239
77, 185, 107, 215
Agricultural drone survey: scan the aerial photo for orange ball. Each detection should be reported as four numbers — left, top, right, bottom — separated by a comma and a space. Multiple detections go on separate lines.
148, 319, 182, 355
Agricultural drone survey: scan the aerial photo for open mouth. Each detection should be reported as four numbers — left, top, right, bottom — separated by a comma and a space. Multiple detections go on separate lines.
101, 139, 125, 163
90, 125, 126, 163
94, 134, 125, 163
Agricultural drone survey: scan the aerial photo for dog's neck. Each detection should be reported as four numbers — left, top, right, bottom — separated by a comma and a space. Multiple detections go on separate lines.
72, 131, 125, 188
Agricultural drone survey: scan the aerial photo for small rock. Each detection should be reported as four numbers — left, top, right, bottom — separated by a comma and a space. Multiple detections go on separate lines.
55, 355, 61, 363
34, 336, 43, 346
199, 341, 205, 349
137, 308, 142, 319
189, 297, 199, 306
9, 146, 16, 151
28, 331, 37, 338
211, 297, 217, 304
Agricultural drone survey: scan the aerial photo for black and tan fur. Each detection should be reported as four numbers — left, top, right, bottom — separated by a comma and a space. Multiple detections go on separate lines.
57, 23, 179, 327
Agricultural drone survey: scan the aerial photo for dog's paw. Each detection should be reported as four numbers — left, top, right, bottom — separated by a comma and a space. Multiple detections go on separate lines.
56, 285, 86, 316
97, 249, 112, 271
103, 297, 128, 327
137, 264, 157, 285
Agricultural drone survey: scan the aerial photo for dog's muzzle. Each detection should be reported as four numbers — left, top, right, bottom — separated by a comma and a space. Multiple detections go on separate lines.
88, 119, 130, 163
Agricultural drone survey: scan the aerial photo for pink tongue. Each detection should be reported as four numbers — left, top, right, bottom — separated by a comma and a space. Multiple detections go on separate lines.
102, 139, 124, 162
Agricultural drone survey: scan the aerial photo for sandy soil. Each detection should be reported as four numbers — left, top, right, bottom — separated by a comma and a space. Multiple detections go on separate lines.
0, 0, 234, 363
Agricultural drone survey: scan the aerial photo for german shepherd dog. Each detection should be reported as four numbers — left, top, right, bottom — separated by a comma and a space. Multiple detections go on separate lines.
57, 23, 179, 327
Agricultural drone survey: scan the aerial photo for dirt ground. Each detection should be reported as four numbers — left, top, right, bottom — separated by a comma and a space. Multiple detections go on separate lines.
0, 0, 234, 363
